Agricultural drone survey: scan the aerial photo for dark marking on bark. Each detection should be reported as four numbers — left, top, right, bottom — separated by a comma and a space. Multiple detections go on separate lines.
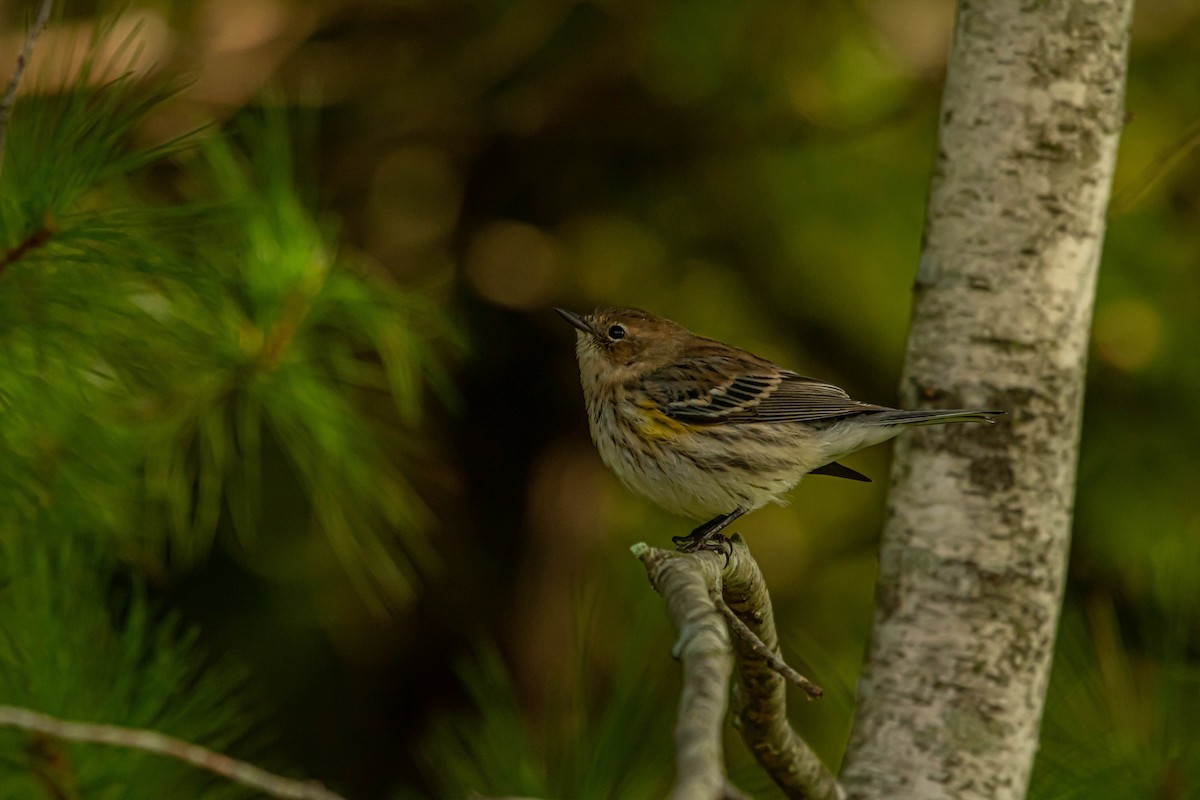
970, 336, 1040, 352
969, 456, 1016, 491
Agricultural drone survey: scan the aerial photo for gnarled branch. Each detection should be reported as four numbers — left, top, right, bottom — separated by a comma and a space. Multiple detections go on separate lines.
634, 537, 843, 800
721, 536, 845, 800
633, 542, 733, 800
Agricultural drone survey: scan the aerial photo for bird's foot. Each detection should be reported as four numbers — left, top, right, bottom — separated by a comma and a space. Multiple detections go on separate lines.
673, 509, 746, 565
673, 520, 735, 565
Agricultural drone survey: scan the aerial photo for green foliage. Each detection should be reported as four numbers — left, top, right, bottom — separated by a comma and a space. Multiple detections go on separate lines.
2, 0, 1197, 794
130, 113, 450, 606
0, 12, 452, 795
0, 537, 254, 799
0, 61, 449, 606
414, 595, 678, 800
0, 73, 190, 549
1030, 599, 1200, 800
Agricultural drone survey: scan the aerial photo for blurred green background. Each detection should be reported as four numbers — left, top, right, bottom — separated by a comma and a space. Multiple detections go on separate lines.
1, 0, 1198, 798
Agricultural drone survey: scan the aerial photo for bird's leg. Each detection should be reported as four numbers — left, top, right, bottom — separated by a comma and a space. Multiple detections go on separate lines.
672, 507, 747, 557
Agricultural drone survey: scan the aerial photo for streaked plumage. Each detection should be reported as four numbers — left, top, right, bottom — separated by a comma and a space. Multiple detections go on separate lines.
557, 306, 1001, 549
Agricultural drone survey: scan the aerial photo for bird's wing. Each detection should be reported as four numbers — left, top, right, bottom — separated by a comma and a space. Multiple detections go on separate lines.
646, 359, 890, 424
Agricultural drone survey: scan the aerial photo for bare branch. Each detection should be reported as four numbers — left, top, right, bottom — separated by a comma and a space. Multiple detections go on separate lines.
633, 542, 733, 800
720, 536, 844, 800
0, 705, 348, 800
0, 0, 55, 179
634, 537, 844, 800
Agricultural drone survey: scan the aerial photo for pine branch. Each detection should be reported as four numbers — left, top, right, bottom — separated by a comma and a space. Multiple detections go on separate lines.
0, 0, 54, 179
633, 537, 844, 800
0, 705, 348, 800
0, 222, 52, 273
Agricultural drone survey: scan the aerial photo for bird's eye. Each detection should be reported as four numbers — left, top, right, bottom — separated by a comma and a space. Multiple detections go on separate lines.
607, 324, 627, 340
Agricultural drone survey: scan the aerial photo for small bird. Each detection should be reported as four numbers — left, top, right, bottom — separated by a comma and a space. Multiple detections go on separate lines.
556, 307, 1002, 553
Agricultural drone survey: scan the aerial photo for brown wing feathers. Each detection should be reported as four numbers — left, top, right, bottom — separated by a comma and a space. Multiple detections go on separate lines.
646, 349, 891, 424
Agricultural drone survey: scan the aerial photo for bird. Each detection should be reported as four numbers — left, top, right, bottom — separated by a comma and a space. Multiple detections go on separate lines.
556, 306, 1002, 554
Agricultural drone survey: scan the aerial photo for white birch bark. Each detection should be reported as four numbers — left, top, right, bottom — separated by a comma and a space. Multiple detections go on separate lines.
840, 2, 1133, 798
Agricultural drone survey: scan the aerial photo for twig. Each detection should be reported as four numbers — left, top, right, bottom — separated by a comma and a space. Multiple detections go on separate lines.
632, 542, 734, 800
1109, 117, 1200, 216
0, 222, 52, 272
711, 587, 823, 699
0, 0, 55, 179
0, 705, 348, 800
717, 536, 844, 800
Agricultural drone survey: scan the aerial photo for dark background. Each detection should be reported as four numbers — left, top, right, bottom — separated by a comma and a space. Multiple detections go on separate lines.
3, 1, 1198, 797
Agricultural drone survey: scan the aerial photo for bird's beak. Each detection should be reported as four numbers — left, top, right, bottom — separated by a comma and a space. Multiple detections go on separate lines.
555, 307, 595, 336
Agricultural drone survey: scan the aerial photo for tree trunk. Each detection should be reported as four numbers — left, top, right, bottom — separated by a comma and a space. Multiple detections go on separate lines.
840, 2, 1133, 799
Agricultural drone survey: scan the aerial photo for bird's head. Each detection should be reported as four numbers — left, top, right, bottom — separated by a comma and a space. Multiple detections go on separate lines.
555, 307, 686, 383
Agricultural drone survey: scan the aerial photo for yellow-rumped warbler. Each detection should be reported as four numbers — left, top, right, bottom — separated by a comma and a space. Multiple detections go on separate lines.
556, 307, 1002, 552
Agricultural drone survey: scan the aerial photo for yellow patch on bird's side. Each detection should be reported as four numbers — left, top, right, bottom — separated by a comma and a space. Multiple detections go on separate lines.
631, 399, 691, 440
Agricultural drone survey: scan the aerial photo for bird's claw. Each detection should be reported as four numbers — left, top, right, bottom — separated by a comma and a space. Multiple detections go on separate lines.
673, 531, 733, 567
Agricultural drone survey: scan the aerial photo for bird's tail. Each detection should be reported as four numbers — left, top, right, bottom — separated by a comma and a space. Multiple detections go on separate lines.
858, 408, 1004, 426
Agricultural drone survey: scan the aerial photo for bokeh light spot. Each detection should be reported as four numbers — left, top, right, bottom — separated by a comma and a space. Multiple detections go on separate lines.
1093, 297, 1163, 371
466, 221, 561, 309
563, 215, 668, 298
201, 0, 288, 53
0, 10, 170, 90
368, 146, 461, 252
